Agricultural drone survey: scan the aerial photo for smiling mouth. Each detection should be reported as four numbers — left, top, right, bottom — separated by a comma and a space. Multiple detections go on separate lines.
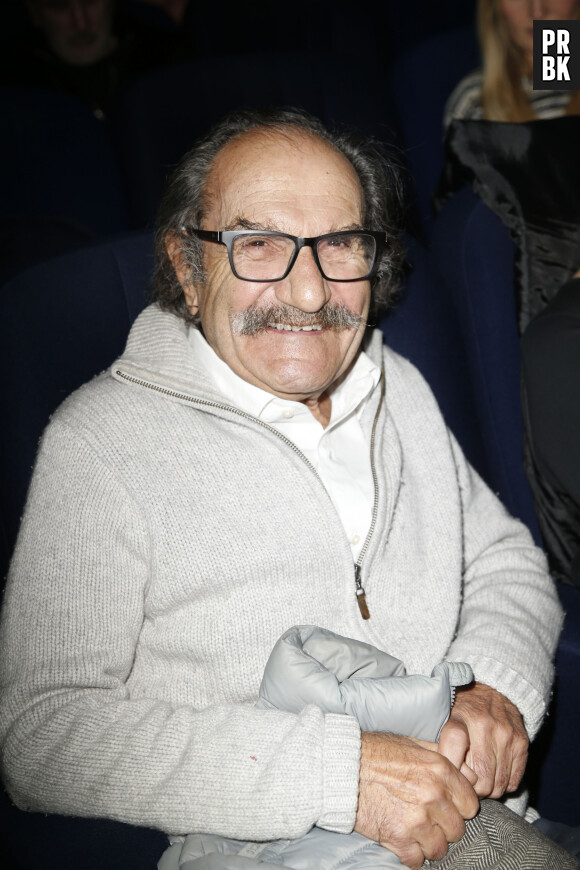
231, 301, 364, 336
267, 323, 323, 332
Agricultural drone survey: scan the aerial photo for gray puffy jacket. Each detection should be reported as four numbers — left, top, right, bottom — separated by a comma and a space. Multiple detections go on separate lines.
159, 626, 473, 870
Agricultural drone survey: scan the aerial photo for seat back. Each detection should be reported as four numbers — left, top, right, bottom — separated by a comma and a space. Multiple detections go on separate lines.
430, 186, 541, 539
431, 187, 580, 824
380, 233, 487, 478
387, 26, 480, 238
112, 51, 396, 226
0, 232, 153, 584
383, 0, 477, 57
0, 88, 129, 234
0, 87, 130, 281
0, 230, 164, 869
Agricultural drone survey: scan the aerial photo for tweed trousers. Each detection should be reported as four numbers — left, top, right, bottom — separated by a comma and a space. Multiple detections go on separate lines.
424, 799, 578, 870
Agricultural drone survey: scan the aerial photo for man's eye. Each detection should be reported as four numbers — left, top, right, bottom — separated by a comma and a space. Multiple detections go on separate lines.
239, 236, 271, 248
321, 236, 352, 253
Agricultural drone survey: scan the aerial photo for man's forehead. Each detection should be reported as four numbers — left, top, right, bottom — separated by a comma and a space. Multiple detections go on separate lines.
203, 128, 363, 227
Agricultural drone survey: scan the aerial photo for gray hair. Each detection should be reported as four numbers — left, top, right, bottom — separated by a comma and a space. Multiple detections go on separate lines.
153, 107, 404, 324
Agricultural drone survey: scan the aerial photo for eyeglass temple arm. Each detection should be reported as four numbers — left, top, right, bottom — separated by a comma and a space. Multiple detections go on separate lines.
183, 228, 221, 242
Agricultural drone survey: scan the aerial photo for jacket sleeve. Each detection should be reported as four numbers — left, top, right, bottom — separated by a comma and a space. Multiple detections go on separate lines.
0, 416, 360, 838
444, 430, 564, 740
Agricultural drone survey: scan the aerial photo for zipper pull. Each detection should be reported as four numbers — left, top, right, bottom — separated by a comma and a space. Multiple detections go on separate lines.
356, 590, 371, 620
354, 564, 370, 620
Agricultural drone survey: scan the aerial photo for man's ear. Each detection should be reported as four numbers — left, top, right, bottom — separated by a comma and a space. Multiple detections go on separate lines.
165, 232, 200, 315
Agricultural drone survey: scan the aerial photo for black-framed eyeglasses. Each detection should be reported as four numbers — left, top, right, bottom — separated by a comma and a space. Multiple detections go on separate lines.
183, 228, 386, 283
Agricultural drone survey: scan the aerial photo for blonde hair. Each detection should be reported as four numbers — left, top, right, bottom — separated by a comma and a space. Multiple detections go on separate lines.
478, 0, 580, 121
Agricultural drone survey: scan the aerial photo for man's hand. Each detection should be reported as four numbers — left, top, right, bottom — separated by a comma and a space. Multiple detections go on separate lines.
438, 682, 529, 799
355, 731, 479, 870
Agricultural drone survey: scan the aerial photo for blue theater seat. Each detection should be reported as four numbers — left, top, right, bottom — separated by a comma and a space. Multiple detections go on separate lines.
0, 232, 154, 585
379, 233, 487, 479
387, 26, 480, 239
430, 187, 540, 534
111, 52, 396, 227
0, 87, 130, 281
383, 0, 477, 58
431, 186, 580, 826
0, 232, 165, 870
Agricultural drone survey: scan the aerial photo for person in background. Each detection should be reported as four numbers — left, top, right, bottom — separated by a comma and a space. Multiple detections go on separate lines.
521, 268, 580, 588
0, 0, 185, 118
444, 0, 580, 125
26, 0, 117, 67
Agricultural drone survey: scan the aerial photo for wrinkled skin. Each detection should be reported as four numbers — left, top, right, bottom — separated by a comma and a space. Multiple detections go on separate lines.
356, 682, 528, 869
438, 681, 529, 799
355, 732, 479, 870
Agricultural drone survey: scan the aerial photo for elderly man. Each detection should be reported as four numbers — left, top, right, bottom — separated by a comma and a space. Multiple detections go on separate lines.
0, 110, 563, 869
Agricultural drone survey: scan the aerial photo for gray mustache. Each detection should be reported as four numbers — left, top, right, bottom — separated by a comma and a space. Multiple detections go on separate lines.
231, 302, 365, 336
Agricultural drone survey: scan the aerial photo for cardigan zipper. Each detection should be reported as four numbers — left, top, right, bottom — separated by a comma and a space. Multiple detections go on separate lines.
353, 366, 385, 619
114, 365, 384, 619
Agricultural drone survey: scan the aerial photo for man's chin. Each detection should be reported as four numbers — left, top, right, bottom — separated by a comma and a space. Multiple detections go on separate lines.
245, 357, 340, 402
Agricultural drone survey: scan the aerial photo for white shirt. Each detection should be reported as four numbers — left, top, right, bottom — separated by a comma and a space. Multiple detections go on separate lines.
188, 329, 381, 560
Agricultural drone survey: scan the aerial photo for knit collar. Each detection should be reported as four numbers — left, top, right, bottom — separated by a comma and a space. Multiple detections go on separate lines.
113, 303, 385, 406
187, 325, 381, 427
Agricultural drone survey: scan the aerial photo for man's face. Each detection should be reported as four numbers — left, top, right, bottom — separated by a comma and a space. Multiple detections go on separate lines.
180, 131, 372, 405
28, 0, 114, 67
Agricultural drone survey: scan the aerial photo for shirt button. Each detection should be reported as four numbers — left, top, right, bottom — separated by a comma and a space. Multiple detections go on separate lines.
282, 409, 294, 419
350, 533, 360, 546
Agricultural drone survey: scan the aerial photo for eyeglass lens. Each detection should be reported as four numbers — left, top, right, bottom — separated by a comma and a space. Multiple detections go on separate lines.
231, 232, 376, 281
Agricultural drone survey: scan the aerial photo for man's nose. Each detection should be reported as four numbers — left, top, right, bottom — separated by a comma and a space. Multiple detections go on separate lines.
274, 246, 330, 313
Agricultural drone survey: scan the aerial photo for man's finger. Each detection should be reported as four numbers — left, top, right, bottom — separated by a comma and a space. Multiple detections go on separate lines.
382, 839, 424, 870
412, 733, 479, 814
506, 742, 528, 793
489, 759, 511, 799
460, 762, 478, 785
356, 732, 479, 867
416, 822, 453, 865
448, 765, 480, 820
430, 798, 470, 845
438, 718, 470, 771
467, 743, 496, 797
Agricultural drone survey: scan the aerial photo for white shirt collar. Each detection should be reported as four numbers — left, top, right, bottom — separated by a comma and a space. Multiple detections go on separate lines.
188, 328, 380, 428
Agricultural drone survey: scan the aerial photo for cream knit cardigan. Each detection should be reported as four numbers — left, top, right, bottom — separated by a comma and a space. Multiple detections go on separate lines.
0, 305, 563, 838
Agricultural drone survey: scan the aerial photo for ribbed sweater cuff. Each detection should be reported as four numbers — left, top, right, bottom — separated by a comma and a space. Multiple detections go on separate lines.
316, 713, 361, 833
466, 655, 548, 739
